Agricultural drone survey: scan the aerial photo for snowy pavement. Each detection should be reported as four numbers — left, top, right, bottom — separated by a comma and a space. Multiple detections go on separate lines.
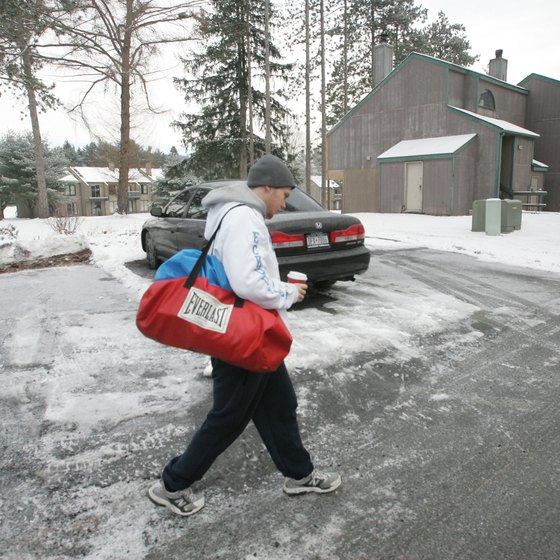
2, 242, 560, 559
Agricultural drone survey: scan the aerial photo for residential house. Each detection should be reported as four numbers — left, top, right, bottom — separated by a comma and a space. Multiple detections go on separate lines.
328, 46, 560, 215
54, 165, 163, 217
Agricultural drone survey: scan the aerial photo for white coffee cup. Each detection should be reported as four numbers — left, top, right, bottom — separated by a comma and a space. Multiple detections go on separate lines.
287, 271, 308, 284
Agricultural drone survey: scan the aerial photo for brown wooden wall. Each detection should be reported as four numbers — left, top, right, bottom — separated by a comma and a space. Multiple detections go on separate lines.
328, 53, 543, 215
340, 168, 377, 213
522, 75, 560, 211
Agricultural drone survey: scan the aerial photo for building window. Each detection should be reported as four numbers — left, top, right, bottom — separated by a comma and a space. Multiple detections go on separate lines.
186, 188, 210, 219
479, 89, 496, 110
65, 184, 76, 196
92, 201, 102, 215
139, 199, 151, 212
91, 184, 101, 197
66, 202, 77, 216
108, 201, 118, 214
166, 190, 193, 217
141, 183, 150, 194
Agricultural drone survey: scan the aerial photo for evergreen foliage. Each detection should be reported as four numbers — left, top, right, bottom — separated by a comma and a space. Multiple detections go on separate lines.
0, 132, 68, 216
323, 0, 479, 126
151, 154, 199, 206
417, 11, 480, 67
0, 0, 58, 110
173, 0, 294, 180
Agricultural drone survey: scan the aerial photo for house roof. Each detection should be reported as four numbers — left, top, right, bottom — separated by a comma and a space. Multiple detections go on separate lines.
532, 159, 549, 170
328, 52, 530, 136
448, 106, 540, 138
60, 166, 163, 185
378, 134, 477, 160
518, 73, 560, 88
59, 172, 78, 183
68, 167, 118, 184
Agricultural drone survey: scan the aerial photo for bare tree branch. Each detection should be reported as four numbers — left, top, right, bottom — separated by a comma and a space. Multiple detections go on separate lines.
43, 0, 207, 213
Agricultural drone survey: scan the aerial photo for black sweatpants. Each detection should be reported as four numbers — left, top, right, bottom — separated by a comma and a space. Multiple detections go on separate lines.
162, 359, 314, 492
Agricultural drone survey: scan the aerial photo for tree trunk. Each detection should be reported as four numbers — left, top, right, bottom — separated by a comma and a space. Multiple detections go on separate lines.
117, 0, 134, 214
20, 35, 49, 218
320, 0, 327, 208
370, 2, 376, 88
238, 2, 247, 179
264, 0, 271, 154
305, 0, 311, 195
239, 59, 248, 178
343, 0, 348, 116
246, 3, 254, 168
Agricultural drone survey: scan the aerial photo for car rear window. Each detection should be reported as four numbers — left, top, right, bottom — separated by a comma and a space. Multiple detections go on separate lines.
283, 188, 324, 212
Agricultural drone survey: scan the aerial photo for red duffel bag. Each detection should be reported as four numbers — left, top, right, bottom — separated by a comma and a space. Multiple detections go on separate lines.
136, 275, 292, 372
136, 205, 292, 373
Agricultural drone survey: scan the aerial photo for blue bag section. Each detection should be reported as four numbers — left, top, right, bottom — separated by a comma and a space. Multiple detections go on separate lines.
154, 249, 232, 291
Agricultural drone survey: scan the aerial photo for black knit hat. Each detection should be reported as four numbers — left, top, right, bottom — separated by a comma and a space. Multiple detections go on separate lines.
247, 155, 296, 188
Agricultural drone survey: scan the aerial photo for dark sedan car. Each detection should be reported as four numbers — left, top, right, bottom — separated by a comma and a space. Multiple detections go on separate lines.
141, 180, 370, 287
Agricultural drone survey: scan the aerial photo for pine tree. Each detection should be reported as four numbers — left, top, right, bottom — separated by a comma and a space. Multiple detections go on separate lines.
0, 0, 59, 218
0, 132, 68, 218
324, 0, 478, 126
173, 0, 294, 180
152, 153, 198, 206
416, 11, 478, 68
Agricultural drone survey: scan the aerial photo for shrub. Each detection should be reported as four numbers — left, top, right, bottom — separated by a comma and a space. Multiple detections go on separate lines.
48, 214, 83, 235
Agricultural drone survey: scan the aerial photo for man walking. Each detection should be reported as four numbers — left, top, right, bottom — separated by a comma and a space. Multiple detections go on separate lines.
148, 155, 341, 516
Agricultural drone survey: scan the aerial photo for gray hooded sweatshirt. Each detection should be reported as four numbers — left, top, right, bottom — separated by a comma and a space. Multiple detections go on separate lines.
202, 182, 298, 323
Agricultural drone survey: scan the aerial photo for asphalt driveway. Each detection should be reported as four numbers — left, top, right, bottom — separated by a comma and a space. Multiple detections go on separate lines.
1, 247, 560, 559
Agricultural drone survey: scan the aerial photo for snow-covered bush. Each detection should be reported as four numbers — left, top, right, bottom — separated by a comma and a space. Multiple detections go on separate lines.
0, 223, 18, 246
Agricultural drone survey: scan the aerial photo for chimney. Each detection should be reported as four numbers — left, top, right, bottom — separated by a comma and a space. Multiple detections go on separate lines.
145, 160, 152, 176
488, 49, 508, 82
374, 34, 394, 85
108, 161, 115, 171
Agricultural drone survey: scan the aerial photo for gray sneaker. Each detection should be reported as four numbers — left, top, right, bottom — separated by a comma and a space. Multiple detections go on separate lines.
283, 470, 342, 495
148, 480, 205, 517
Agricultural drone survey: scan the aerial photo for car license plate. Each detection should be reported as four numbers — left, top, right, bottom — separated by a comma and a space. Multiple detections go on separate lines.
306, 232, 329, 248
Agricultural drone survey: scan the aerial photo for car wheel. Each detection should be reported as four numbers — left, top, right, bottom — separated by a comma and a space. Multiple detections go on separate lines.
145, 233, 159, 269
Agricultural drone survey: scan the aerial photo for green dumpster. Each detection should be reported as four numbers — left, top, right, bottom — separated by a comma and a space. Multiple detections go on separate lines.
501, 199, 522, 233
472, 199, 522, 233
471, 200, 486, 232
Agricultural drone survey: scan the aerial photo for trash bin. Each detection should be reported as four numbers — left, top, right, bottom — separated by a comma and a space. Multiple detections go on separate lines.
471, 200, 486, 232
501, 199, 522, 233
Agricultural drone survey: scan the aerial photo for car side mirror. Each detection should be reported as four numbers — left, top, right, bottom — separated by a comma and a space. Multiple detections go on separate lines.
150, 206, 163, 217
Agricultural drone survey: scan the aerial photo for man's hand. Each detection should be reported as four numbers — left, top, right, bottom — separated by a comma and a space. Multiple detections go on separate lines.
295, 282, 308, 302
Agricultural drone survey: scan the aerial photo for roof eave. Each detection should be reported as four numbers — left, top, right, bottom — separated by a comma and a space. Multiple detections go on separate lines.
328, 52, 529, 137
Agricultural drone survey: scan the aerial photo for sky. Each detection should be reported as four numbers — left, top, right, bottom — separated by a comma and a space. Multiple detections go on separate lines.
1, 0, 559, 152
1, 207, 560, 556
418, 0, 560, 83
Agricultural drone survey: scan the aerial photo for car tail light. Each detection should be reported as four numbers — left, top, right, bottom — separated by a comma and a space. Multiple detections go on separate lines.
329, 224, 365, 243
270, 231, 305, 249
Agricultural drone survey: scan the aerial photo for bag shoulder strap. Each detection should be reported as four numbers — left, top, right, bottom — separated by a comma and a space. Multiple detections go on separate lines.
186, 203, 245, 288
